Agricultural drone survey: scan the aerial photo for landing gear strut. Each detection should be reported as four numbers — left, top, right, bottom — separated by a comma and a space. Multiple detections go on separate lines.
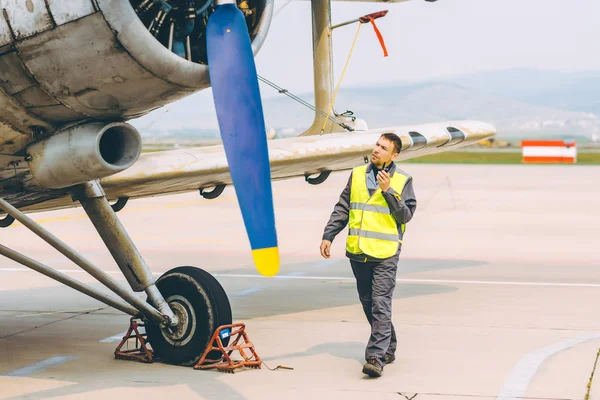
0, 180, 232, 366
72, 181, 178, 326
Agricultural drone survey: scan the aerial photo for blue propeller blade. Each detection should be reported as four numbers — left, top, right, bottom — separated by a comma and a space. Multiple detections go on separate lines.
206, 3, 279, 276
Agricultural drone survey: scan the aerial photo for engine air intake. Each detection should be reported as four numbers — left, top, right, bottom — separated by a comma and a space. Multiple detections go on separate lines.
130, 0, 267, 64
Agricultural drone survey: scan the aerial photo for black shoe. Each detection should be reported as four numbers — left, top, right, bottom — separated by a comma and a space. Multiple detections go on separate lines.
362, 357, 383, 377
384, 353, 395, 364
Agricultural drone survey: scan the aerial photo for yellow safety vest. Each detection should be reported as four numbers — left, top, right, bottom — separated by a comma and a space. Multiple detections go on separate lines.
346, 165, 410, 259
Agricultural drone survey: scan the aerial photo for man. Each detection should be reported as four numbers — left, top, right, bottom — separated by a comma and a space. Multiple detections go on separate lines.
320, 133, 417, 378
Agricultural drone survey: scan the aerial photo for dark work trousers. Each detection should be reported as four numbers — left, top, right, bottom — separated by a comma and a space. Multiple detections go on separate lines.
350, 251, 400, 366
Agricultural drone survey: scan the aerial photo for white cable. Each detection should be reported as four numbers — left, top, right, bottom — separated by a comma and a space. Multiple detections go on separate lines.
274, 0, 294, 17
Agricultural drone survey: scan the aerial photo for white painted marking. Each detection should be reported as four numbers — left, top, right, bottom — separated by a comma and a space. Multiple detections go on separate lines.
3, 268, 600, 289
220, 273, 334, 281
99, 331, 128, 343
211, 273, 600, 288
4, 356, 77, 377
0, 268, 121, 275
234, 286, 267, 296
0, 268, 30, 272
313, 259, 338, 268
497, 333, 600, 400
15, 308, 100, 318
396, 278, 600, 288
285, 271, 305, 277
99, 326, 145, 343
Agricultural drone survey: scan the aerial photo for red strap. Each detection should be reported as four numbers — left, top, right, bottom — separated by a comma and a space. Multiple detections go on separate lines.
369, 18, 388, 57
359, 10, 388, 24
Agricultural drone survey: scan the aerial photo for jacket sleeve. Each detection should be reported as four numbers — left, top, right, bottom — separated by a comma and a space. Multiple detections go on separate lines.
381, 177, 417, 224
322, 172, 352, 242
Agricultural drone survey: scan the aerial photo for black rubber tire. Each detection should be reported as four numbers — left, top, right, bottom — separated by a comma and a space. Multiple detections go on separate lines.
145, 266, 232, 366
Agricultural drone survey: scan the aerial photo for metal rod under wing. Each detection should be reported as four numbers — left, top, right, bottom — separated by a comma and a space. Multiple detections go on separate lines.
0, 244, 138, 316
330, 11, 389, 31
300, 0, 335, 136
0, 197, 167, 325
330, 18, 359, 31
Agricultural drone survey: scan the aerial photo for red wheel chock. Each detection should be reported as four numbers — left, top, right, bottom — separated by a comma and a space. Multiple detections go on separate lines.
194, 323, 261, 373
114, 317, 154, 363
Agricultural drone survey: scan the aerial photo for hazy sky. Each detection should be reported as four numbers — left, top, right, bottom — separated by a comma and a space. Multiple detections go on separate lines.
255, 0, 599, 93
133, 0, 599, 129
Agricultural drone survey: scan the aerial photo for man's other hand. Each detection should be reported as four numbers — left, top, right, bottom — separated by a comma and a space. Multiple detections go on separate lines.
320, 240, 332, 259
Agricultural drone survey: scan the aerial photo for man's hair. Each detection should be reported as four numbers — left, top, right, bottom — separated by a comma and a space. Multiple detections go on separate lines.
380, 133, 402, 154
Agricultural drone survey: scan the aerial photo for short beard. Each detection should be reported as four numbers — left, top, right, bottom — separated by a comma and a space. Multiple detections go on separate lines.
372, 159, 384, 168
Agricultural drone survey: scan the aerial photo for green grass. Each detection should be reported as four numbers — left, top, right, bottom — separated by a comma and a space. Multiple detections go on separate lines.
577, 153, 600, 164
141, 145, 600, 165
404, 151, 600, 165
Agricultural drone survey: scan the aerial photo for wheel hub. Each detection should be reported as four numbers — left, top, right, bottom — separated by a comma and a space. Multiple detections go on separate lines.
160, 295, 197, 346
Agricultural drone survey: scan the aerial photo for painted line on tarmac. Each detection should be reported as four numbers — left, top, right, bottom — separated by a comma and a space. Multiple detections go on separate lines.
284, 271, 305, 277
15, 308, 100, 318
211, 274, 600, 288
0, 267, 121, 275
99, 331, 128, 343
4, 268, 600, 288
0, 268, 39, 272
233, 286, 267, 296
99, 284, 268, 343
100, 325, 145, 343
497, 333, 600, 400
313, 259, 338, 268
4, 356, 78, 377
397, 278, 600, 288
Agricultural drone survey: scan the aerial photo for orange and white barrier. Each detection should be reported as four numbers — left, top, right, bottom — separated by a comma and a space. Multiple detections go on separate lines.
521, 140, 577, 164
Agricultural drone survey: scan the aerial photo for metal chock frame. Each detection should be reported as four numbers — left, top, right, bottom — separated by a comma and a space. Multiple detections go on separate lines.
194, 323, 261, 373
114, 317, 154, 363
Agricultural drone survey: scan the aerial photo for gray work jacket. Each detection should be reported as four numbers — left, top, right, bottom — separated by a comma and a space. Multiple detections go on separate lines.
322, 162, 417, 262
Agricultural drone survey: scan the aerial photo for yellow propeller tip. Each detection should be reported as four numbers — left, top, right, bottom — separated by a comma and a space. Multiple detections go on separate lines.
252, 247, 280, 276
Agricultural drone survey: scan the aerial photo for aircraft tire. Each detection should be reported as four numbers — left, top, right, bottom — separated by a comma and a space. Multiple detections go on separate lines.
145, 266, 232, 366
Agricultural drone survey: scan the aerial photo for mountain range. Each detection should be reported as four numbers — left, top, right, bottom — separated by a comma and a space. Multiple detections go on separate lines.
131, 68, 600, 143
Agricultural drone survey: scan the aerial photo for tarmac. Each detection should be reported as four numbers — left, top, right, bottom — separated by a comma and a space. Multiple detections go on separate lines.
0, 163, 599, 400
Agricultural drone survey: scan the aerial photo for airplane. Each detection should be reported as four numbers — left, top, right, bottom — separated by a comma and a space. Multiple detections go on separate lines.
0, 0, 495, 367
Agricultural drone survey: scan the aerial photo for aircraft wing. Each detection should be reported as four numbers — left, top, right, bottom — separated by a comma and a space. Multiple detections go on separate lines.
11, 120, 491, 215
8, 120, 493, 215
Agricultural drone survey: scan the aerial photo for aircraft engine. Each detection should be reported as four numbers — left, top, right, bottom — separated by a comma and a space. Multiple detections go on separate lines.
27, 122, 142, 189
0, 0, 273, 142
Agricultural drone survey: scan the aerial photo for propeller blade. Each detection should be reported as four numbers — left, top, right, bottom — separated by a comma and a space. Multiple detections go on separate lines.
206, 2, 279, 276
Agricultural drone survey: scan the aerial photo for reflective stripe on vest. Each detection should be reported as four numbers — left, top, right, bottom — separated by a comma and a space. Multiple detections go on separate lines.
346, 165, 410, 259
348, 228, 400, 242
350, 203, 391, 215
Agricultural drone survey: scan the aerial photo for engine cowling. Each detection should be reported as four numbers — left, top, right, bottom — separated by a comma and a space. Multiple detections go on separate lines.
0, 0, 273, 142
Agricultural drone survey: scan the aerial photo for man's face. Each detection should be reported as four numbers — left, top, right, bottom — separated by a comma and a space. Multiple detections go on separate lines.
371, 138, 398, 167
